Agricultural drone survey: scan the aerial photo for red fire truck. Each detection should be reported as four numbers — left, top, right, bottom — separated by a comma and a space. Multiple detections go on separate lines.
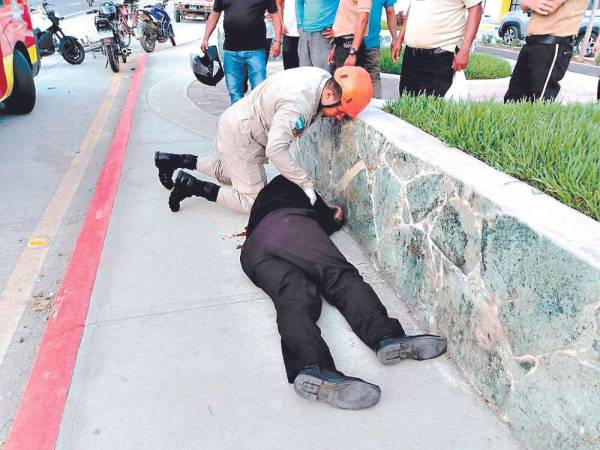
1, 0, 40, 114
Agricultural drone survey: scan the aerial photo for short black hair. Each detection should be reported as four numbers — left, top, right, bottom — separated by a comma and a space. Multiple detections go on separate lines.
325, 78, 343, 100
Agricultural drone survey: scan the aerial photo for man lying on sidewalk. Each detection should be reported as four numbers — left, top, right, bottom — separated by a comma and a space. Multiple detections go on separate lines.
154, 66, 372, 214
239, 175, 448, 409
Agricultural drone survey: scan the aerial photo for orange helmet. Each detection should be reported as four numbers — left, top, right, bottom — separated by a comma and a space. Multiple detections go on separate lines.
333, 66, 373, 118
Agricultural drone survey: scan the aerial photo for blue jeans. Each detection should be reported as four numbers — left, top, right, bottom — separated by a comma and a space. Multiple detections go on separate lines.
223, 50, 267, 104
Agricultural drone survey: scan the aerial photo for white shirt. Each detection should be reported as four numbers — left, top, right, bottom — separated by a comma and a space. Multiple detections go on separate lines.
284, 0, 299, 37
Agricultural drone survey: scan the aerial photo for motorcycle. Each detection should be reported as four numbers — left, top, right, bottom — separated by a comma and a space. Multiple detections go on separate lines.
137, 0, 175, 53
88, 2, 132, 73
33, 2, 85, 64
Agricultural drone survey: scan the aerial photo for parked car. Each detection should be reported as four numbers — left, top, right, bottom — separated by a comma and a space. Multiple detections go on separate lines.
173, 0, 213, 22
0, 0, 40, 114
498, 2, 599, 57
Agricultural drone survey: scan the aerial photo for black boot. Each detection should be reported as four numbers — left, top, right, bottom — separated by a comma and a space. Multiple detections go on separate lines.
169, 170, 220, 212
154, 152, 197, 190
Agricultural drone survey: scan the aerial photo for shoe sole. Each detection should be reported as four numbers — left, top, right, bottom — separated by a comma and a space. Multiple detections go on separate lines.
294, 374, 381, 410
377, 336, 447, 365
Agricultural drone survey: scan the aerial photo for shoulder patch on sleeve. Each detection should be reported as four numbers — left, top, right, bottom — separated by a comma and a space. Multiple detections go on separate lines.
291, 115, 306, 137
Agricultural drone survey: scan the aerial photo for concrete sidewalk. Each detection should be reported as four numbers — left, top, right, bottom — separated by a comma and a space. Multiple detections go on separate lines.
55, 42, 522, 449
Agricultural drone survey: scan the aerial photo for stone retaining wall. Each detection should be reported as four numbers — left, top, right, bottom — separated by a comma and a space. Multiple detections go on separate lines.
295, 108, 600, 450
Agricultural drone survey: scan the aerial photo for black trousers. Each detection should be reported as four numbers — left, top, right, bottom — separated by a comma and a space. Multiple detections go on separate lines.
399, 46, 454, 97
283, 35, 300, 69
240, 208, 405, 383
331, 36, 367, 74
504, 42, 572, 102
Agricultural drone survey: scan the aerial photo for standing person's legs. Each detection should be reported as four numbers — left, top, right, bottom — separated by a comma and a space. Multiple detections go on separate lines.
298, 30, 311, 66
241, 253, 336, 383
223, 50, 246, 104
283, 35, 300, 69
244, 49, 268, 90
360, 47, 382, 98
399, 48, 454, 97
264, 38, 273, 60
527, 42, 572, 101
504, 44, 533, 102
308, 31, 333, 72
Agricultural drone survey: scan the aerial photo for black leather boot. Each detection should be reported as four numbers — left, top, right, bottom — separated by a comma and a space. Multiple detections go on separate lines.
154, 152, 197, 190
169, 170, 220, 212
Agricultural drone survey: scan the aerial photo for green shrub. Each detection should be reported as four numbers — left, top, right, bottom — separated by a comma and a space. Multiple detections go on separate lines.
380, 48, 512, 80
384, 97, 600, 221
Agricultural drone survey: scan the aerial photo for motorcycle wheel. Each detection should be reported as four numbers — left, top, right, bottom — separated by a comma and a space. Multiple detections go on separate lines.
139, 22, 156, 53
169, 25, 176, 46
62, 38, 85, 65
105, 41, 120, 73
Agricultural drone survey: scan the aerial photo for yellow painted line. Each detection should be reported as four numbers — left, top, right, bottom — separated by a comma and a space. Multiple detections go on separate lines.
28, 45, 38, 65
336, 160, 367, 193
1, 54, 14, 102
0, 73, 123, 366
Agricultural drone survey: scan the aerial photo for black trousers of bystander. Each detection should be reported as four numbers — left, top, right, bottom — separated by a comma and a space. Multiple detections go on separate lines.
504, 42, 573, 102
283, 35, 300, 69
398, 46, 455, 97
240, 208, 405, 383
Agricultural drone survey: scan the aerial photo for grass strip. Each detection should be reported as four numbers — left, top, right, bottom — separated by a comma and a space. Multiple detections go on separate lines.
384, 96, 600, 221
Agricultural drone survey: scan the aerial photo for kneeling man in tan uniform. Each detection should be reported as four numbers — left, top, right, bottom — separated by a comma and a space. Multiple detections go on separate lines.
155, 66, 373, 214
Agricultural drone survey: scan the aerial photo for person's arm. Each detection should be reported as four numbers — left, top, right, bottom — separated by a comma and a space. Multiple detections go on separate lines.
595, 34, 600, 55
385, 5, 398, 48
452, 2, 482, 71
520, 0, 564, 15
201, 11, 222, 51
265, 109, 314, 194
276, 0, 288, 35
345, 0, 371, 66
296, 0, 304, 32
391, 8, 408, 62
271, 10, 283, 57
314, 195, 344, 235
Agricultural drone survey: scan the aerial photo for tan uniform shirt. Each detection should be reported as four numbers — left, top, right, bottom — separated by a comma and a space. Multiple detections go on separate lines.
404, 0, 482, 52
333, 0, 372, 37
221, 67, 331, 191
528, 0, 588, 37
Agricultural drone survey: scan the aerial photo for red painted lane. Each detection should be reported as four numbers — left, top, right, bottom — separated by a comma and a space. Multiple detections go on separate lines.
5, 54, 147, 450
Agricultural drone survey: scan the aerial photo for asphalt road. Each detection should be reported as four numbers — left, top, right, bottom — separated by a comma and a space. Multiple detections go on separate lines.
30, 0, 92, 17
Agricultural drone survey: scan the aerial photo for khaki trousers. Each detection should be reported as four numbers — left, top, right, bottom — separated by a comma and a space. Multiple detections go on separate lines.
195, 115, 267, 214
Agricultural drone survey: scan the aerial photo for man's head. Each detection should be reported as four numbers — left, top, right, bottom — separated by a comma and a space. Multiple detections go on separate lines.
320, 66, 373, 120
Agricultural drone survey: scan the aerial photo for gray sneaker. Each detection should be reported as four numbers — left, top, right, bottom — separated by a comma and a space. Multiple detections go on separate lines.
376, 335, 447, 365
293, 365, 381, 410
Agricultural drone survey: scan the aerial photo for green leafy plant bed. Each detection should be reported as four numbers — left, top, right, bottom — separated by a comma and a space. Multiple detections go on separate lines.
380, 48, 513, 79
384, 97, 600, 221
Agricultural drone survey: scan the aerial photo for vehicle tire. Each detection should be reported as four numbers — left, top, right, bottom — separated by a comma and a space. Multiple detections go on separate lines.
139, 22, 156, 53
501, 25, 519, 46
3, 51, 36, 114
105, 41, 120, 73
576, 32, 598, 58
174, 9, 181, 22
62, 38, 85, 65
169, 25, 176, 46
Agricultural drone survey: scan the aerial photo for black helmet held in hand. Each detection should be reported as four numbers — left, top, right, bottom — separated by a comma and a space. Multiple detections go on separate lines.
190, 46, 224, 86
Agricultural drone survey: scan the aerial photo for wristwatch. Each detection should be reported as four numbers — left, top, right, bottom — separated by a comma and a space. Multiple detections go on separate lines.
348, 47, 358, 56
